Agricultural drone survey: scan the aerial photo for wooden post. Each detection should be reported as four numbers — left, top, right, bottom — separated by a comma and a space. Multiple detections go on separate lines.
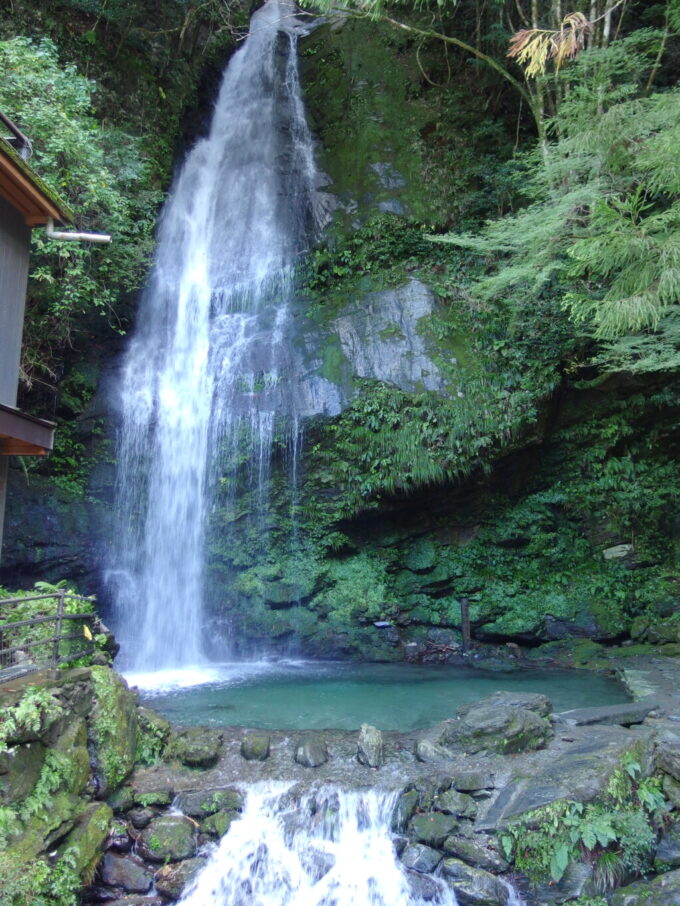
52, 590, 65, 667
460, 597, 471, 651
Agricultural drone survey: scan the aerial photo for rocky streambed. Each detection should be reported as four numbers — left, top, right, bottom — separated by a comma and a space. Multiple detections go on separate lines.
5, 659, 680, 905
90, 670, 680, 906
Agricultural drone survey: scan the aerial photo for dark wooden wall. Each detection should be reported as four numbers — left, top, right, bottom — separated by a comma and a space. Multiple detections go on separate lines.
0, 194, 31, 556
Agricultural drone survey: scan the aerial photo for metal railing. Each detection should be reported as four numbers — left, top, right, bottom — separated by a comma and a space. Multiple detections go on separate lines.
0, 591, 97, 681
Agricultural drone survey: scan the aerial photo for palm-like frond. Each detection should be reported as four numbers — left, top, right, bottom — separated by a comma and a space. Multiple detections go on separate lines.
508, 12, 592, 77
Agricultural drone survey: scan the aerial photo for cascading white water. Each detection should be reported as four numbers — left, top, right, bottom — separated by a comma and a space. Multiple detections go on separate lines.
108, 0, 319, 675
178, 784, 460, 906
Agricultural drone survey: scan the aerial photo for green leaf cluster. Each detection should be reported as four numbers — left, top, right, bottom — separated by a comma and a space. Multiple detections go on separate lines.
432, 32, 680, 373
501, 754, 668, 892
0, 35, 162, 385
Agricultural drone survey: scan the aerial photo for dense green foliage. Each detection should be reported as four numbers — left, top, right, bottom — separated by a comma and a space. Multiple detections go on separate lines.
435, 35, 680, 370
0, 0, 245, 394
0, 36, 160, 385
501, 753, 668, 891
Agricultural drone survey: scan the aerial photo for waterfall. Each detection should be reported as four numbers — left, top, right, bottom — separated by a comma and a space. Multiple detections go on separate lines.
177, 784, 460, 906
108, 0, 319, 676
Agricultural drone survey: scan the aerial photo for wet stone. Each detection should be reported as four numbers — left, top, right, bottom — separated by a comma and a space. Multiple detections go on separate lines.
401, 843, 443, 873
105, 898, 165, 906
136, 815, 197, 863
440, 858, 510, 906
409, 812, 459, 847
392, 789, 419, 833
357, 723, 384, 768
295, 736, 328, 768
201, 809, 239, 838
434, 789, 478, 819
175, 787, 243, 818
442, 836, 509, 873
168, 727, 223, 768
300, 848, 335, 882
100, 853, 153, 894
406, 871, 445, 902
155, 857, 206, 899
241, 733, 271, 761
127, 807, 155, 829
655, 821, 680, 868
106, 819, 132, 854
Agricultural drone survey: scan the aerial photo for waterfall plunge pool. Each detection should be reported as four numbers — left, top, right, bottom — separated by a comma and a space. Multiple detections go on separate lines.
132, 660, 629, 731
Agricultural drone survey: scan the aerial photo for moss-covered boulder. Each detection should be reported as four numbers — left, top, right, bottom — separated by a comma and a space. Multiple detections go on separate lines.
433, 789, 478, 819
201, 809, 239, 838
611, 867, 680, 905
175, 787, 243, 818
167, 727, 223, 768
0, 741, 46, 804
155, 857, 207, 899
440, 858, 510, 905
392, 788, 419, 833
241, 733, 271, 761
100, 852, 154, 893
136, 815, 197, 863
408, 812, 459, 847
442, 836, 509, 873
58, 802, 113, 878
441, 702, 553, 755
108, 785, 135, 813
90, 667, 138, 797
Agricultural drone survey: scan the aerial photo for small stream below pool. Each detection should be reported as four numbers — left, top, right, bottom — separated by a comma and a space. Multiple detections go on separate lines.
133, 660, 629, 731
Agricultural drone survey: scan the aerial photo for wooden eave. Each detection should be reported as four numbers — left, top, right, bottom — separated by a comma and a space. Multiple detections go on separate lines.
0, 139, 73, 227
0, 404, 55, 456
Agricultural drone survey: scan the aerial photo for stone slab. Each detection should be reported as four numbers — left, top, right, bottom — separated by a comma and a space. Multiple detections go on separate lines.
555, 701, 658, 727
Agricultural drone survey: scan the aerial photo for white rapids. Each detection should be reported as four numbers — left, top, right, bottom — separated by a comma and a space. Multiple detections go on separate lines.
177, 784, 461, 906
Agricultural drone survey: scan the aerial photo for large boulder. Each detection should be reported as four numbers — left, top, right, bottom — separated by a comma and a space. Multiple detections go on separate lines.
0, 742, 46, 805
100, 853, 154, 893
442, 836, 508, 873
167, 728, 223, 768
357, 724, 384, 768
610, 868, 680, 905
440, 858, 510, 906
241, 733, 271, 761
433, 789, 478, 819
400, 843, 443, 873
392, 789, 419, 833
457, 692, 552, 719
408, 812, 459, 847
654, 730, 680, 781
89, 667, 139, 797
655, 821, 680, 869
175, 788, 243, 818
440, 702, 552, 755
155, 857, 207, 899
295, 736, 329, 768
136, 815, 197, 863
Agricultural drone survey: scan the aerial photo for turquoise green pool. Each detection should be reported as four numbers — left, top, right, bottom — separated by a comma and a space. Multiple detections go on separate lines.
135, 660, 629, 731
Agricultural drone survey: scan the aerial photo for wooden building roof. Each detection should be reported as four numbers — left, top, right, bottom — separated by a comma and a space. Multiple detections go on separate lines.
0, 137, 73, 227
0, 404, 55, 456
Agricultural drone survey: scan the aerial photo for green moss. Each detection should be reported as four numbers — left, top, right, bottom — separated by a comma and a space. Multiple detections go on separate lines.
89, 667, 138, 795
